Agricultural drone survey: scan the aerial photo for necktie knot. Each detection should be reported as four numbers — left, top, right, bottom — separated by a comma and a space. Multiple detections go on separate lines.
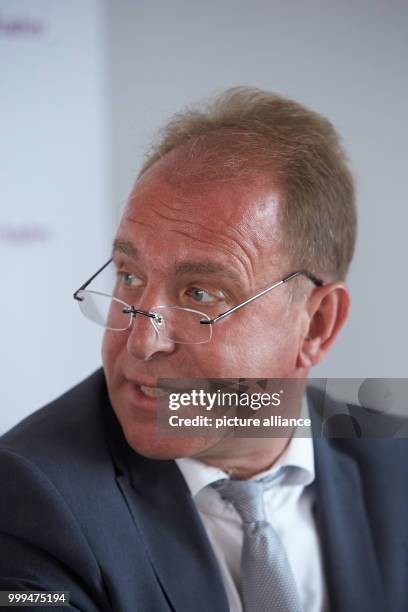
213, 465, 292, 524
215, 479, 266, 524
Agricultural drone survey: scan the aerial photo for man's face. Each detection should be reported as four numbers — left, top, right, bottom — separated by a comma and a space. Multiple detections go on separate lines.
102, 158, 309, 459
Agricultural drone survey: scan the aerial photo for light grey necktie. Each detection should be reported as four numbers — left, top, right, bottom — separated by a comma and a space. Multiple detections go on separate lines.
215, 470, 303, 612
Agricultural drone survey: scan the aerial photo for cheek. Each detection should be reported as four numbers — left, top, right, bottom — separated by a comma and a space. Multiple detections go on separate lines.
207, 311, 299, 378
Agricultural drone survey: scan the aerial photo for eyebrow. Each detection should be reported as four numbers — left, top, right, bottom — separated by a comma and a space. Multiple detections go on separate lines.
174, 261, 242, 288
112, 238, 242, 288
112, 239, 138, 260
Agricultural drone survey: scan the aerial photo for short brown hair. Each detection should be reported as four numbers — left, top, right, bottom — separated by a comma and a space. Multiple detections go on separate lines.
139, 87, 356, 281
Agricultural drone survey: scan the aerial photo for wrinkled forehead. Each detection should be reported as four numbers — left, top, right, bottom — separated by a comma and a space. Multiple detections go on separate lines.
126, 157, 282, 233
116, 159, 286, 282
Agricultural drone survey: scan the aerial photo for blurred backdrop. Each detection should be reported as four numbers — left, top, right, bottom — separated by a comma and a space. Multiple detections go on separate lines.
1, 0, 407, 432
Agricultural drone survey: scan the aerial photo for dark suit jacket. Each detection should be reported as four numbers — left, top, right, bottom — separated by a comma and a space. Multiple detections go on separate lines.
0, 369, 407, 612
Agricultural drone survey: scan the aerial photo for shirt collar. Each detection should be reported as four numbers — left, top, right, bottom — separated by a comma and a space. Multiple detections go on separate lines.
176, 395, 315, 497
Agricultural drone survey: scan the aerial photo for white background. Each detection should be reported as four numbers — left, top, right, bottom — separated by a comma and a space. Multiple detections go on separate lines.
1, 0, 407, 432
1, 0, 110, 432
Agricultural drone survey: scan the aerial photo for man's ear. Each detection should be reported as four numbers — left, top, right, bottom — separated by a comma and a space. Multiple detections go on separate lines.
296, 283, 351, 369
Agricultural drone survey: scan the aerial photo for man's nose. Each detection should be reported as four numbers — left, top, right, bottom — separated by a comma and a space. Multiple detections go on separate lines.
126, 308, 175, 361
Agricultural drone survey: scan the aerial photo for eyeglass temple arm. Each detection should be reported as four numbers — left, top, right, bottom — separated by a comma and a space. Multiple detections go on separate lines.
200, 270, 324, 325
73, 258, 113, 300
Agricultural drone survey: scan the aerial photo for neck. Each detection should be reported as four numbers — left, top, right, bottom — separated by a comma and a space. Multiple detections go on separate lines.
197, 436, 292, 480
195, 381, 305, 479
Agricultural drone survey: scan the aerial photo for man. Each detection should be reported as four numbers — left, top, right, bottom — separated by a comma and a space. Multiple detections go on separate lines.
0, 88, 406, 612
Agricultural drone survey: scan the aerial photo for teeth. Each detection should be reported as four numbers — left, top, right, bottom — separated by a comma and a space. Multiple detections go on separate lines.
140, 385, 169, 398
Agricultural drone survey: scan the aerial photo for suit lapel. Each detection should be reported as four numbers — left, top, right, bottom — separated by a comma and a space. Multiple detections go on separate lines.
102, 397, 229, 612
309, 387, 387, 612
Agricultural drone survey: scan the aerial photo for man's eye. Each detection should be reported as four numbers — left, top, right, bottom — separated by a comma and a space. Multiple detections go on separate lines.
118, 271, 143, 287
186, 287, 219, 303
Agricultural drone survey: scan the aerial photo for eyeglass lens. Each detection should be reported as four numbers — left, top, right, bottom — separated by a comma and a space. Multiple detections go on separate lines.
76, 291, 212, 344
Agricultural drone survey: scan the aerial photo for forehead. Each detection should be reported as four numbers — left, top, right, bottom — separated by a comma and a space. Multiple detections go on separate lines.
115, 161, 284, 282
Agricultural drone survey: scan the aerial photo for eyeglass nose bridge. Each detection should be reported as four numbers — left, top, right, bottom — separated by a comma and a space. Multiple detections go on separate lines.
122, 306, 165, 331
122, 306, 157, 319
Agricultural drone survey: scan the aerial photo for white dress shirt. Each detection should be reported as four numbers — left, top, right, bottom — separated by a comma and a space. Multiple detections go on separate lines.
176, 403, 328, 612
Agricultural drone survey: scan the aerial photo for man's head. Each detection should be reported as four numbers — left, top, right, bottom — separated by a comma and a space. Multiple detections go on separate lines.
139, 87, 356, 281
102, 87, 356, 461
